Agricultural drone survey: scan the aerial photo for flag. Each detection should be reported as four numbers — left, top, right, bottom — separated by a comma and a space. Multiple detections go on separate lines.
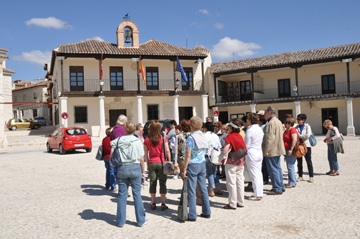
176, 57, 188, 82
139, 58, 146, 83
99, 54, 103, 80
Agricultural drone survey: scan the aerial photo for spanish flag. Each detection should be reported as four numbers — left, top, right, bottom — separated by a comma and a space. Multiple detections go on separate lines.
139, 58, 146, 83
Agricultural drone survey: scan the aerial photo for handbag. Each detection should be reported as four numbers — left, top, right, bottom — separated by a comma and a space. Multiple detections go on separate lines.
161, 134, 174, 175
210, 147, 222, 165
110, 137, 122, 167
178, 178, 188, 221
95, 145, 103, 160
292, 140, 308, 158
309, 133, 317, 146
228, 147, 247, 164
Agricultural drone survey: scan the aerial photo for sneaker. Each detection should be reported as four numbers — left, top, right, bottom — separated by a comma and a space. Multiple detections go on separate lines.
308, 177, 314, 183
138, 218, 148, 227
297, 177, 304, 182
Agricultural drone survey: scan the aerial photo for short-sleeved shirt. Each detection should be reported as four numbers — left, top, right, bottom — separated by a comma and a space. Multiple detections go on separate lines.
144, 136, 168, 164
283, 127, 297, 150
186, 136, 206, 164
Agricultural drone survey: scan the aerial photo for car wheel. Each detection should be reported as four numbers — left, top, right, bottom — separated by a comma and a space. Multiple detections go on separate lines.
11, 126, 17, 130
59, 144, 66, 154
86, 148, 92, 153
47, 143, 52, 153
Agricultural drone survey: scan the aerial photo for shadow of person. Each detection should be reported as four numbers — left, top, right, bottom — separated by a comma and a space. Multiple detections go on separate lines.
78, 209, 117, 226
81, 184, 115, 196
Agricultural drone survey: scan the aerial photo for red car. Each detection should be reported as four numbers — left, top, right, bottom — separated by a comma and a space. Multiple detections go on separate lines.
47, 127, 92, 154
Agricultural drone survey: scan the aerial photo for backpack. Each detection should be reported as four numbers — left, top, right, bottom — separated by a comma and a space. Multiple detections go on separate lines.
110, 137, 122, 167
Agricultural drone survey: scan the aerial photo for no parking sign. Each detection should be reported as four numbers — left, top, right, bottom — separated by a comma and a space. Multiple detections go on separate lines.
61, 112, 69, 120
213, 110, 219, 117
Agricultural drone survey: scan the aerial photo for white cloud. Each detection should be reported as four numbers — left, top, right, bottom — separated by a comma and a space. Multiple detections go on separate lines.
13, 50, 52, 65
211, 37, 261, 59
25, 17, 70, 29
214, 23, 224, 29
89, 36, 105, 41
199, 9, 210, 15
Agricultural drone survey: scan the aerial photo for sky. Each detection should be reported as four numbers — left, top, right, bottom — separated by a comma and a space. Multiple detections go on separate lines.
1, 0, 360, 81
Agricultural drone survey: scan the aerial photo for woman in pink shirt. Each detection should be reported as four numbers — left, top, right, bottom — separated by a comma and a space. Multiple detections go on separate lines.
144, 120, 171, 211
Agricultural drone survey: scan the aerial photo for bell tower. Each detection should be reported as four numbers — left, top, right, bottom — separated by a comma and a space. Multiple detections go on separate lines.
116, 15, 139, 48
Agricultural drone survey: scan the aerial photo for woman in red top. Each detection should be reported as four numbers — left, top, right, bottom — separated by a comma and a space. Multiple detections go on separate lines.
144, 120, 171, 211
102, 127, 117, 191
222, 118, 247, 209
283, 117, 298, 188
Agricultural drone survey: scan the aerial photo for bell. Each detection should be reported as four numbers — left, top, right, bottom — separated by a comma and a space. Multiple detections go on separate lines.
124, 29, 131, 44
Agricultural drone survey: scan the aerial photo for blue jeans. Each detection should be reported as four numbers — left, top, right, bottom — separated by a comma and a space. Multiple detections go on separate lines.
187, 162, 211, 219
116, 163, 146, 227
104, 158, 117, 190
205, 156, 220, 189
284, 152, 297, 186
327, 144, 339, 171
265, 156, 285, 193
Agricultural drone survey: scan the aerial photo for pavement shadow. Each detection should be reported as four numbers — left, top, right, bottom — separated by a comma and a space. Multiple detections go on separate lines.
81, 184, 117, 196
78, 209, 118, 226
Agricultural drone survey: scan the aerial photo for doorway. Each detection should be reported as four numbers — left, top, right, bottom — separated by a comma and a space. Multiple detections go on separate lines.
219, 111, 229, 124
278, 109, 293, 124
322, 108, 338, 134
109, 109, 127, 127
179, 107, 193, 121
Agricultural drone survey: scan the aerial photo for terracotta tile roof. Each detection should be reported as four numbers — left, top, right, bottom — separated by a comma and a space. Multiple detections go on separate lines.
56, 39, 209, 58
211, 42, 360, 74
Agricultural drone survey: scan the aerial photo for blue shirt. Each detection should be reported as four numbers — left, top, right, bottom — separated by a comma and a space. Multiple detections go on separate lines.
186, 136, 206, 164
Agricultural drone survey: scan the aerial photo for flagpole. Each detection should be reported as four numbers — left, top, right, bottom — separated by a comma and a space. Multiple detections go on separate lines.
137, 57, 140, 94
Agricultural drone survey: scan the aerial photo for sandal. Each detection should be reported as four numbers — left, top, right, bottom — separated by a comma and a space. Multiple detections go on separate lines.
223, 204, 236, 210
151, 203, 156, 210
161, 203, 168, 211
247, 196, 262, 201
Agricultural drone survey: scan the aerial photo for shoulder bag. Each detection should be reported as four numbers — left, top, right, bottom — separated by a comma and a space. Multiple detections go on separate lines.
309, 133, 317, 146
228, 146, 247, 164
210, 147, 222, 165
292, 140, 308, 158
161, 134, 174, 175
110, 137, 123, 167
95, 145, 103, 160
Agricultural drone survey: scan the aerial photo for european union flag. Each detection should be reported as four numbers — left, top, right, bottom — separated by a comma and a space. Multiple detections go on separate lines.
176, 57, 188, 82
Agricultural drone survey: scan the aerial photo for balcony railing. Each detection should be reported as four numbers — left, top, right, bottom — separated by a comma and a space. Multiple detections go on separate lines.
61, 78, 194, 92
219, 81, 360, 103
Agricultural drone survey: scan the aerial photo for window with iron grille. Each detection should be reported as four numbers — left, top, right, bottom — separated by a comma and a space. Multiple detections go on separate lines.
147, 105, 159, 120
70, 66, 84, 91
182, 67, 193, 90
74, 106, 87, 123
218, 80, 227, 96
146, 67, 159, 90
110, 67, 123, 90
322, 74, 336, 94
278, 79, 291, 98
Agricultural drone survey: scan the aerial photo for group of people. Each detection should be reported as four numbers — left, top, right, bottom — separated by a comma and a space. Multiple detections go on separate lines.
100, 107, 344, 227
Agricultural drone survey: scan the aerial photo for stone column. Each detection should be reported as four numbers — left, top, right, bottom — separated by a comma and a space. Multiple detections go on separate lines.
250, 103, 256, 113
294, 101, 301, 117
173, 95, 179, 124
346, 98, 355, 136
59, 96, 68, 127
137, 96, 143, 124
201, 95, 208, 122
99, 96, 106, 138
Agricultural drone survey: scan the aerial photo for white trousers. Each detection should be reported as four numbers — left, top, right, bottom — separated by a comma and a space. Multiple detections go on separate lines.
245, 149, 264, 197
225, 164, 244, 207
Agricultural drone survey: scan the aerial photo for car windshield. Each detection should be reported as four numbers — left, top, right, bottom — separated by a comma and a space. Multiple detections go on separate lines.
66, 128, 87, 135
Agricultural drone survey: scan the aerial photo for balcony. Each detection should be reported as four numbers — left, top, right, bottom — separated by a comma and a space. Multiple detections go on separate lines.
218, 81, 360, 104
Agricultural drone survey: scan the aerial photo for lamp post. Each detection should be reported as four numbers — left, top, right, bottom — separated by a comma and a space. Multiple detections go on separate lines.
99, 80, 104, 94
175, 78, 180, 92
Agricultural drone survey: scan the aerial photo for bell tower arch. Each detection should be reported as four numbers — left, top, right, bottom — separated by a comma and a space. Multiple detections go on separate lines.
116, 20, 139, 48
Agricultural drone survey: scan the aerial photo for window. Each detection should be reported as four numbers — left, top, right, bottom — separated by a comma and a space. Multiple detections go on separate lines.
218, 80, 227, 96
33, 92, 37, 99
146, 67, 159, 90
147, 105, 159, 120
74, 106, 87, 123
110, 67, 123, 90
322, 74, 335, 94
70, 66, 84, 91
240, 80, 251, 101
182, 67, 193, 90
278, 79, 290, 98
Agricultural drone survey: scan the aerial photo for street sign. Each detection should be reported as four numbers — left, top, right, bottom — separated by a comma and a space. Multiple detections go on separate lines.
213, 110, 219, 117
61, 112, 69, 120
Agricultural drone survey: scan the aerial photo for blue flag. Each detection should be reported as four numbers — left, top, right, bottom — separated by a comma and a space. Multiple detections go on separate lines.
176, 57, 188, 82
